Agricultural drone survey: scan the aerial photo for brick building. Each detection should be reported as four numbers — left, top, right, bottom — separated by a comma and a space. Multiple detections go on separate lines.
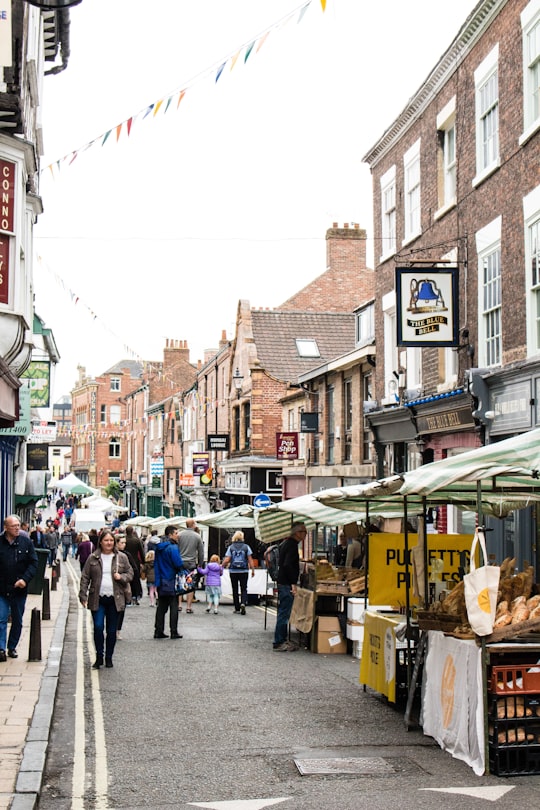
362, 0, 540, 565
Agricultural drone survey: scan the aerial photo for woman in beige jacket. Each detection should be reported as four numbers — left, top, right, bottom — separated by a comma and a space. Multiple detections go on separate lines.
79, 529, 133, 669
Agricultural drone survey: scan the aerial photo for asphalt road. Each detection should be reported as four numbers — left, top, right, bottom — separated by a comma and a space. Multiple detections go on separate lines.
38, 559, 540, 810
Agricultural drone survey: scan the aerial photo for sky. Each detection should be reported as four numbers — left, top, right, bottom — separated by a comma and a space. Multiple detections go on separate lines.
33, 0, 478, 401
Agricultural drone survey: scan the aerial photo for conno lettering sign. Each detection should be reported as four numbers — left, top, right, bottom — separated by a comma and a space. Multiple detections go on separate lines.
0, 159, 14, 234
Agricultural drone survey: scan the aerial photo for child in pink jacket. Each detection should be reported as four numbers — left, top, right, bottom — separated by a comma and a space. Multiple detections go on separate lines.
198, 554, 223, 614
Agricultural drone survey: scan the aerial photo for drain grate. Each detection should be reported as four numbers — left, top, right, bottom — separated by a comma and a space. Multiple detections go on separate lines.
294, 757, 396, 776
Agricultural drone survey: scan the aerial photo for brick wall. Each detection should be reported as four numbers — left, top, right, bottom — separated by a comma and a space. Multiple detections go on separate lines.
279, 223, 374, 312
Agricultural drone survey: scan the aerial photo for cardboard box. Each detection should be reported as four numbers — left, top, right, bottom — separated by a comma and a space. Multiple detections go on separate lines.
316, 616, 346, 654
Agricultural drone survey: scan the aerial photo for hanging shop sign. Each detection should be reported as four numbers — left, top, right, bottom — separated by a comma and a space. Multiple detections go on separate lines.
193, 452, 210, 476
29, 420, 57, 442
21, 360, 51, 408
207, 434, 229, 451
276, 432, 299, 460
0, 384, 30, 436
300, 412, 319, 433
27, 443, 49, 471
396, 266, 459, 347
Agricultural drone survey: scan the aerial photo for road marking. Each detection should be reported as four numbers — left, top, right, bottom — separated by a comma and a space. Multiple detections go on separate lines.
68, 558, 110, 809
189, 800, 290, 809
420, 786, 515, 801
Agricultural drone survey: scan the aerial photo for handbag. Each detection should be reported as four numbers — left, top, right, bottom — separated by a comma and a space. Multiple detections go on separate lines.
174, 568, 197, 595
463, 528, 500, 636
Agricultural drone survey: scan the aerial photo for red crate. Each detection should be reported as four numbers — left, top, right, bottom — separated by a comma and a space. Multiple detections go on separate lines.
490, 665, 540, 695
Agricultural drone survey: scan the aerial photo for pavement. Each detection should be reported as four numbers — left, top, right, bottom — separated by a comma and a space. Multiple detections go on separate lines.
0, 563, 68, 810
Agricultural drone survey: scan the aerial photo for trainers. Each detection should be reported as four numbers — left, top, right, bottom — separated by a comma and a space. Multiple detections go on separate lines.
214, 609, 218, 614
7, 649, 18, 658
273, 642, 297, 652
240, 604, 246, 615
205, 607, 211, 613
0, 650, 6, 662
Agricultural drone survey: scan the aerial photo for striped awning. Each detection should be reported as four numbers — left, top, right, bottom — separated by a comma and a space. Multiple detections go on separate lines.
255, 493, 368, 544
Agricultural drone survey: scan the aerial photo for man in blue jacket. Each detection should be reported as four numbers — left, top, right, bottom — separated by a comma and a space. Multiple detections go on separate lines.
0, 515, 38, 661
154, 525, 184, 639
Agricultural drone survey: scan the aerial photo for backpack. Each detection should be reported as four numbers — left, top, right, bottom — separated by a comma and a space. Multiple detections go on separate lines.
264, 543, 281, 582
229, 543, 248, 570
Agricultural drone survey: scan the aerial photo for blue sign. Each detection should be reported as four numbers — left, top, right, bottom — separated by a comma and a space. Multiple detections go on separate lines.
253, 493, 272, 508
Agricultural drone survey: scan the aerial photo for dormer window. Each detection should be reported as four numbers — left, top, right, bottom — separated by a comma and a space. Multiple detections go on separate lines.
356, 302, 374, 347
110, 376, 121, 392
295, 339, 320, 358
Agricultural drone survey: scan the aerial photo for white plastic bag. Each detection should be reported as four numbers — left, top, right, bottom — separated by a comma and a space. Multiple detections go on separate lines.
463, 529, 500, 636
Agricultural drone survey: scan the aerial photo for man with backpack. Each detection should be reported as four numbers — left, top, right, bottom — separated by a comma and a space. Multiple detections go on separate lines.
222, 530, 255, 614
177, 519, 204, 613
273, 522, 306, 651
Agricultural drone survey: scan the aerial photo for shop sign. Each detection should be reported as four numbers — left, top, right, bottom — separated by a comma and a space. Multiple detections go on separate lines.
416, 406, 475, 434
267, 470, 282, 491
0, 233, 9, 305
193, 452, 209, 476
0, 3, 11, 68
0, 385, 30, 436
369, 533, 472, 607
490, 381, 532, 431
150, 456, 164, 475
396, 266, 459, 347
21, 360, 51, 408
207, 434, 229, 451
178, 473, 194, 487
300, 412, 319, 433
0, 159, 15, 233
27, 443, 49, 471
276, 432, 298, 460
225, 471, 249, 491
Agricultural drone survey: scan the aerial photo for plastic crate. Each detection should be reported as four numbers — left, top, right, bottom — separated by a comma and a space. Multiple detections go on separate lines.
490, 665, 540, 695
489, 743, 540, 776
489, 694, 540, 720
488, 718, 540, 746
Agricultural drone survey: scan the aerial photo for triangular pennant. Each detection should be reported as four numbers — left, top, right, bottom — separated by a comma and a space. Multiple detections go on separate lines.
215, 62, 226, 82
164, 96, 173, 113
69, 152, 78, 165
126, 117, 133, 136
153, 99, 163, 116
115, 123, 122, 141
230, 50, 241, 71
177, 90, 186, 109
320, 0, 326, 10
298, 3, 310, 23
256, 32, 270, 53
102, 130, 112, 145
244, 41, 255, 62
143, 104, 154, 118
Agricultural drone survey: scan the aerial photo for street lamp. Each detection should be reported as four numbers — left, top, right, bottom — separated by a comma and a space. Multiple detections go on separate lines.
233, 367, 243, 399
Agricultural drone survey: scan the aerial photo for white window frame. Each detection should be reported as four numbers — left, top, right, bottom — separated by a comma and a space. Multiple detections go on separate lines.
110, 376, 121, 392
520, 0, 540, 144
380, 165, 396, 261
403, 139, 421, 245
475, 216, 502, 368
473, 44, 500, 186
109, 438, 121, 458
382, 290, 399, 405
524, 183, 540, 356
355, 302, 374, 347
109, 404, 121, 425
435, 97, 457, 219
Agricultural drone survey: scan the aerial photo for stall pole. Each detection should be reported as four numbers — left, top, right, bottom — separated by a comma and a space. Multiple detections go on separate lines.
477, 480, 490, 775
422, 496, 429, 609
403, 496, 414, 690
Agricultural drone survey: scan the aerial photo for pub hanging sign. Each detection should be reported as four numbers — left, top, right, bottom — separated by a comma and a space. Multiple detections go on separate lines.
396, 266, 459, 347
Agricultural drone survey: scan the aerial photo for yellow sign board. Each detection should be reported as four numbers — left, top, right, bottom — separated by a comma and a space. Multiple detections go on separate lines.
360, 611, 402, 703
368, 533, 472, 608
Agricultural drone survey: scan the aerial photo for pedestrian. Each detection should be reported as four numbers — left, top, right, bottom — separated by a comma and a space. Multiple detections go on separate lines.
198, 554, 223, 614
70, 524, 79, 558
30, 524, 47, 549
88, 528, 99, 550
75, 533, 93, 570
273, 522, 306, 652
335, 532, 348, 566
124, 526, 145, 604
177, 519, 204, 614
222, 530, 255, 615
60, 526, 72, 561
0, 515, 38, 661
143, 549, 157, 606
345, 533, 364, 569
145, 529, 159, 555
114, 534, 143, 638
20, 521, 31, 538
45, 523, 59, 566
154, 525, 184, 639
79, 529, 133, 669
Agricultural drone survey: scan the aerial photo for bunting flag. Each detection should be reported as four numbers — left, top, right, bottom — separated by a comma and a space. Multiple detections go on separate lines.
43, 0, 323, 176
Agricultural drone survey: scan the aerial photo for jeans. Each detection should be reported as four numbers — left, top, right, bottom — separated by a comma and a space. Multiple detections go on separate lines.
274, 584, 294, 646
62, 544, 70, 561
229, 572, 248, 611
155, 593, 178, 635
91, 595, 119, 661
0, 592, 27, 652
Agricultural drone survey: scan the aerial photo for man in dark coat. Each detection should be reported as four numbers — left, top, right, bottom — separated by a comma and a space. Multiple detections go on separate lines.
0, 515, 38, 661
154, 526, 184, 639
273, 522, 306, 652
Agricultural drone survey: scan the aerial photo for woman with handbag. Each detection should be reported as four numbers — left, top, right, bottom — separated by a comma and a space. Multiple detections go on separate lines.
79, 529, 133, 669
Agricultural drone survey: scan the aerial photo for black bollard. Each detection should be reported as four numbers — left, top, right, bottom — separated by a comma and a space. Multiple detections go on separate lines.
55, 559, 61, 579
42, 578, 51, 621
50, 564, 57, 591
28, 608, 42, 661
